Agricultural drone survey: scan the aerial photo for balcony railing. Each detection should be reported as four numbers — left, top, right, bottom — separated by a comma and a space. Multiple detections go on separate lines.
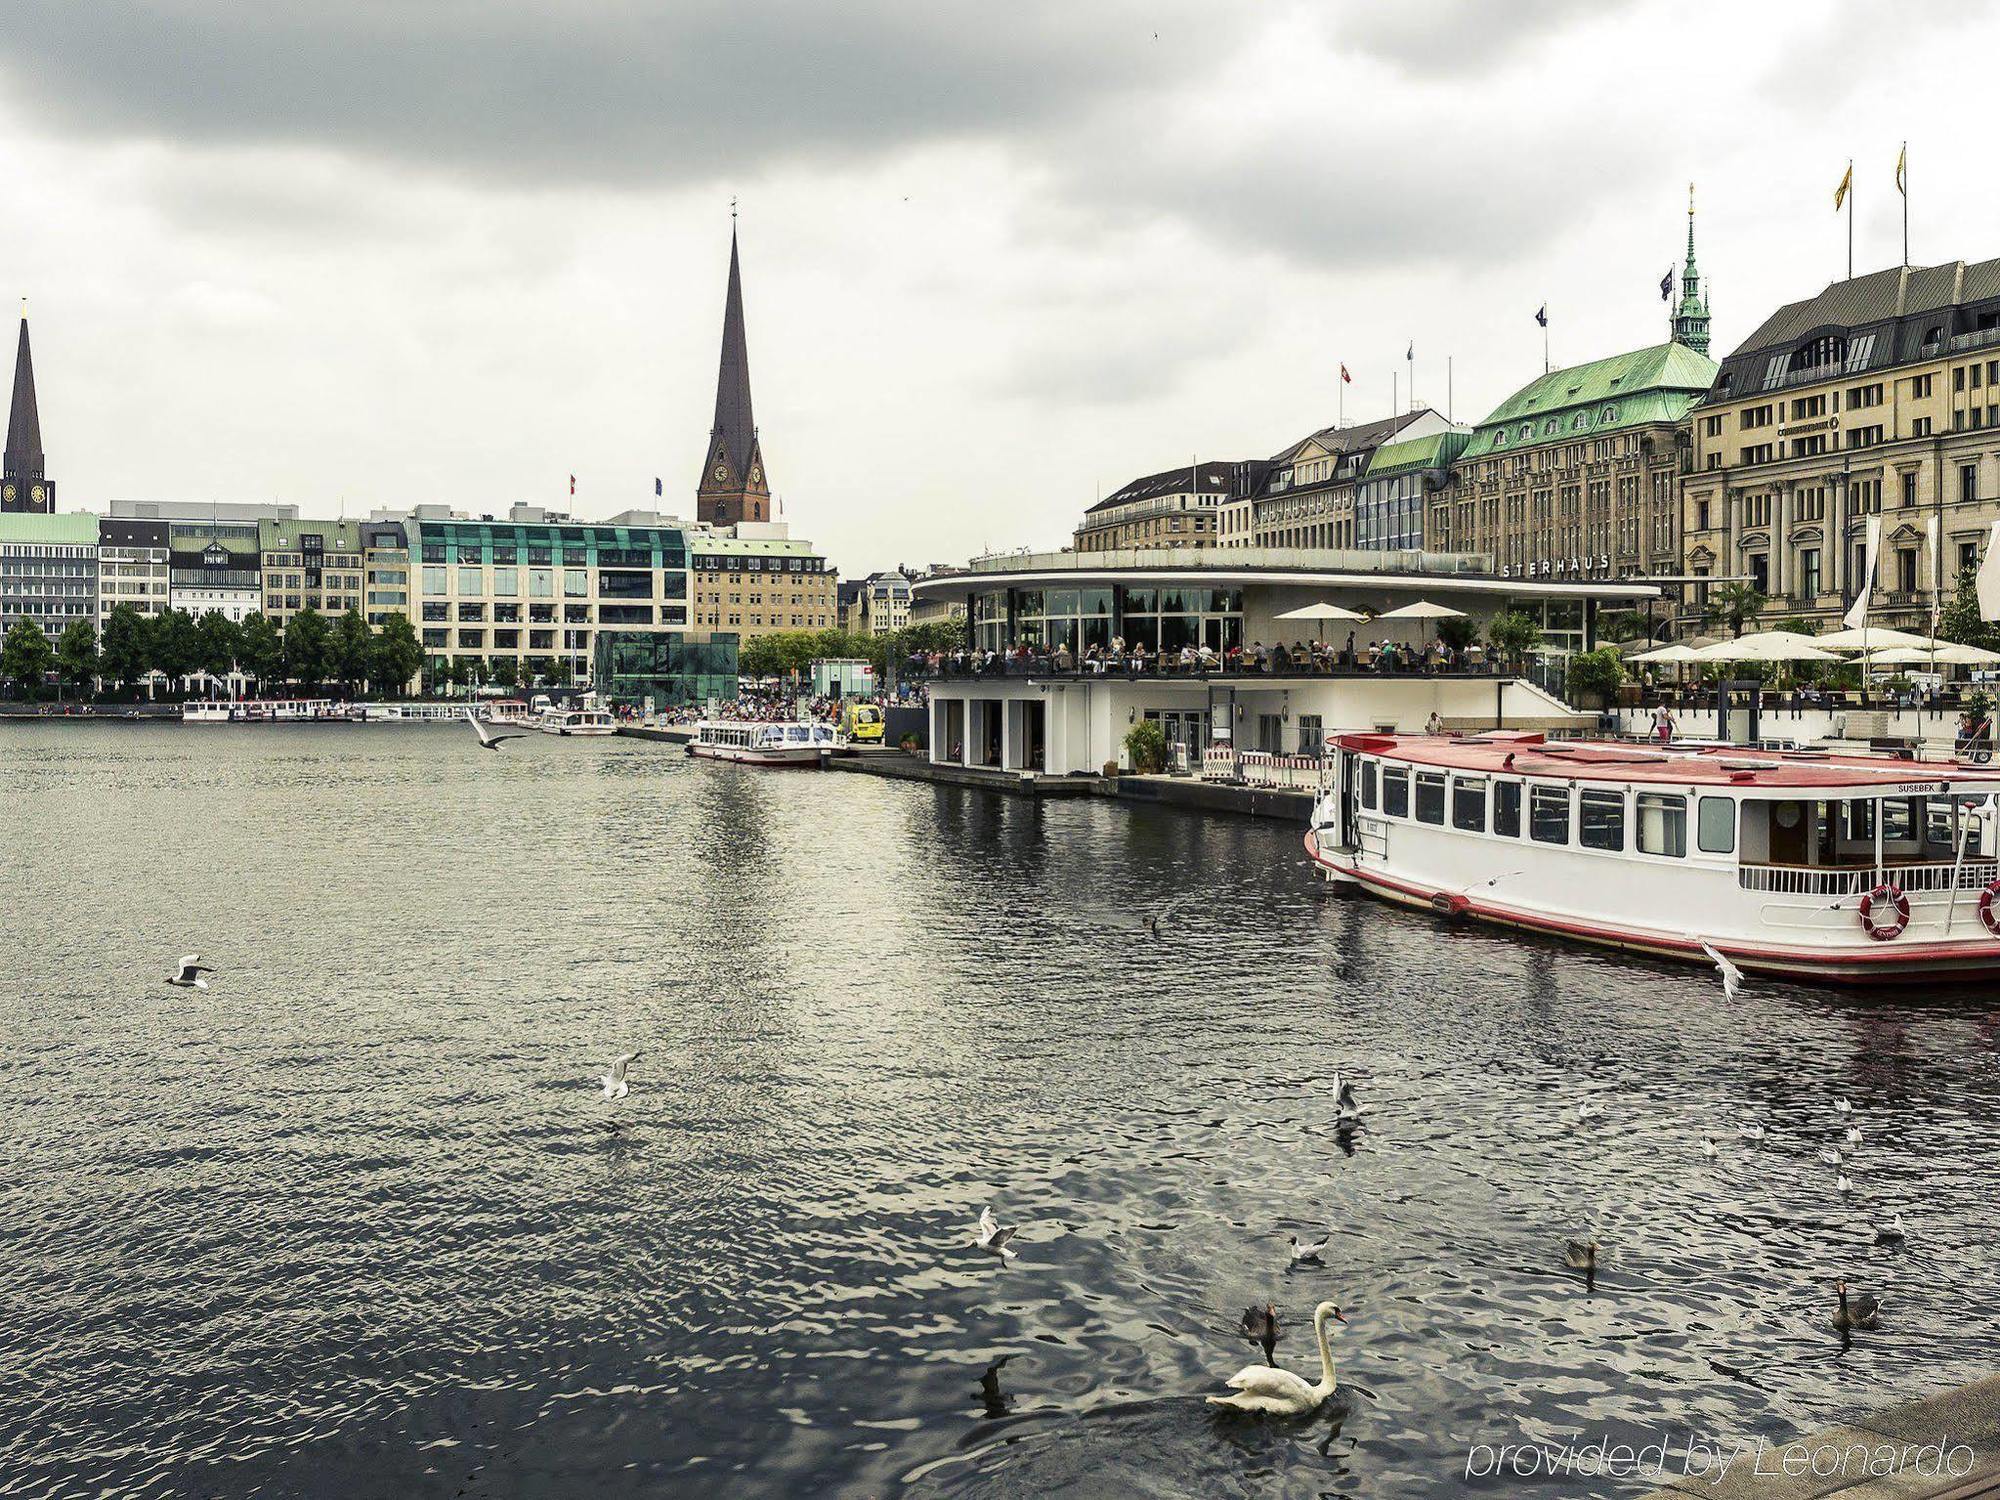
903, 652, 1517, 683
1739, 859, 2000, 897
1950, 326, 2000, 354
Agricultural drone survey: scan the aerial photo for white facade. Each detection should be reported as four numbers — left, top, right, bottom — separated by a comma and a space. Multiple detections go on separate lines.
97, 546, 169, 624
168, 583, 262, 623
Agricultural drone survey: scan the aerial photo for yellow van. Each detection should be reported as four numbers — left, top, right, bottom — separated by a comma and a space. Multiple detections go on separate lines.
841, 702, 886, 743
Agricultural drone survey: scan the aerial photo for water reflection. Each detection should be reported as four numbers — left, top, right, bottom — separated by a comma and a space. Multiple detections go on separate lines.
2, 724, 1997, 1499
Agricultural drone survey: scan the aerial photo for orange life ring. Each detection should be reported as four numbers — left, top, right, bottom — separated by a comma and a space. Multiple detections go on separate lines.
1858, 883, 1910, 941
1979, 880, 2000, 937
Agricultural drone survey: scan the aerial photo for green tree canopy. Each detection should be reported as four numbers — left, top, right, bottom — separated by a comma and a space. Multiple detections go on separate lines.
1486, 612, 1543, 665
195, 611, 241, 687
1566, 646, 1625, 704
1704, 582, 1768, 639
1, 619, 56, 698
282, 607, 330, 687
330, 609, 373, 691
1436, 614, 1481, 651
371, 615, 423, 696
489, 655, 520, 690
151, 608, 201, 692
99, 603, 153, 694
56, 619, 99, 697
547, 657, 573, 687
1938, 568, 1997, 652
238, 613, 282, 691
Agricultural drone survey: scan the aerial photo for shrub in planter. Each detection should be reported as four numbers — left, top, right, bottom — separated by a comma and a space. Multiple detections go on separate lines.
1123, 720, 1167, 774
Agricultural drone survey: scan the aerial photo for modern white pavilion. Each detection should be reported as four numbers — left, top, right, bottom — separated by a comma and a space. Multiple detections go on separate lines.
905, 547, 1660, 775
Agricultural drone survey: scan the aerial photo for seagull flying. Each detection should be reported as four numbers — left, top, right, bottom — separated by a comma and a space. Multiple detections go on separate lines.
598, 1051, 640, 1100
1288, 1232, 1328, 1266
975, 1206, 1018, 1261
166, 953, 216, 990
1696, 939, 1744, 1000
467, 710, 529, 751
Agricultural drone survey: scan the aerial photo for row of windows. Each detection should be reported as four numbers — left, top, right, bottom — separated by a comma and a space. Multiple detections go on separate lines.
1360, 760, 1738, 858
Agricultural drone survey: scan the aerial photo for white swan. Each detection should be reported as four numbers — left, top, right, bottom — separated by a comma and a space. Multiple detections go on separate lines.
1701, 1132, 1718, 1160
1208, 1300, 1345, 1416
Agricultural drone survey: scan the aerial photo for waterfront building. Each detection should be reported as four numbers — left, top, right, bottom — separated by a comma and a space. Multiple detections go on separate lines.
0, 512, 97, 641
1228, 412, 1448, 550
258, 517, 366, 628
1442, 343, 1714, 585
694, 226, 771, 529
688, 523, 836, 634
907, 565, 970, 627
1074, 463, 1251, 552
1680, 256, 2000, 635
362, 519, 411, 628
1358, 426, 1473, 552
3, 313, 54, 515
407, 503, 691, 684
853, 568, 914, 635
95, 518, 170, 626
591, 629, 740, 707
836, 579, 864, 633
165, 517, 264, 622
912, 548, 1655, 775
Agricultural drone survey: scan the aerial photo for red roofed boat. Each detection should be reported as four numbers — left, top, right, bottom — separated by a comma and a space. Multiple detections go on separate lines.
1305, 731, 2000, 984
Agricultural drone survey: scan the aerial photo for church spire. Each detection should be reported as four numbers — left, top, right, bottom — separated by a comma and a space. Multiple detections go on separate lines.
696, 210, 770, 527
3, 308, 52, 513
1671, 183, 1712, 356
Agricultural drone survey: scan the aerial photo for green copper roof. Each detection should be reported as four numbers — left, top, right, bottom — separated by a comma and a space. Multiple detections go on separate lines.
0, 511, 97, 545
1365, 429, 1470, 477
1460, 340, 1717, 459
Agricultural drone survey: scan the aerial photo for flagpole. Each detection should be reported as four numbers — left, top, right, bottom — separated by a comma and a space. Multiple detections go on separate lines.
1847, 156, 1854, 280
1902, 141, 1909, 267
1337, 369, 1343, 430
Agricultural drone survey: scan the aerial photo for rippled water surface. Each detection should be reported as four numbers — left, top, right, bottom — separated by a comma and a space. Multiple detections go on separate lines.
4, 723, 1999, 1499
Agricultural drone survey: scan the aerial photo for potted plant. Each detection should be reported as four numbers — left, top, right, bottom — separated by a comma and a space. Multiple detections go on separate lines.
899, 731, 921, 755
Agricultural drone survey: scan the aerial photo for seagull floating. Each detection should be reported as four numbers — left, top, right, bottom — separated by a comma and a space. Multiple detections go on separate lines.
1837, 1167, 1854, 1193
975, 1206, 1018, 1261
1875, 1213, 1907, 1245
1576, 1099, 1603, 1122
1835, 1097, 1854, 1117
1696, 938, 1744, 1000
1820, 1146, 1847, 1165
1209, 1301, 1345, 1415
1739, 1121, 1766, 1141
166, 953, 216, 990
1833, 1279, 1882, 1330
467, 710, 529, 752
1238, 1302, 1282, 1366
1289, 1233, 1329, 1266
1701, 1132, 1719, 1160
598, 1052, 640, 1101
1148, 893, 1196, 939
1564, 1239, 1598, 1271
1845, 1124, 1863, 1145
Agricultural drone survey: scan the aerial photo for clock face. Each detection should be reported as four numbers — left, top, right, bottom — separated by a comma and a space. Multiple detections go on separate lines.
713, 463, 728, 482
750, 466, 762, 485
30, 484, 45, 503
0, 482, 13, 502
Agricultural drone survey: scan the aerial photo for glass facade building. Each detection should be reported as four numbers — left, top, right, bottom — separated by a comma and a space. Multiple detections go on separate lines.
593, 630, 739, 707
972, 585, 1244, 654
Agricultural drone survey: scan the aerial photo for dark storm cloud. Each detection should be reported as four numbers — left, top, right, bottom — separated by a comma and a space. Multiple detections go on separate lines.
0, 0, 1233, 187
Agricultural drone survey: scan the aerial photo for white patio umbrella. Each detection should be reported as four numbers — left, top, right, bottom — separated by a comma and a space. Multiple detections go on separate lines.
1810, 624, 1936, 651
1863, 642, 2000, 667
1377, 598, 1466, 648
1626, 643, 1701, 663
1275, 600, 1368, 645
1689, 632, 1839, 663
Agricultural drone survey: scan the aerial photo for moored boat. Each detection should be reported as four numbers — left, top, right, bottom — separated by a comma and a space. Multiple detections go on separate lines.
539, 708, 619, 737
688, 719, 835, 766
1306, 730, 2000, 984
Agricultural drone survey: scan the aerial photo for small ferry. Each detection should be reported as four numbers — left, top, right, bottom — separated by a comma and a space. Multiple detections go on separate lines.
1306, 731, 2000, 984
688, 719, 837, 766
181, 698, 353, 723
540, 707, 618, 737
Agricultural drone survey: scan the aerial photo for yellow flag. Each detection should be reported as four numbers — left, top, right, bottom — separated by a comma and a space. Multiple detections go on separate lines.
1835, 161, 1852, 210
1896, 144, 1907, 197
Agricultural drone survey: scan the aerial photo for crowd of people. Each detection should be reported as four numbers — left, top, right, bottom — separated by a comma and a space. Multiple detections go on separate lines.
908, 631, 1498, 679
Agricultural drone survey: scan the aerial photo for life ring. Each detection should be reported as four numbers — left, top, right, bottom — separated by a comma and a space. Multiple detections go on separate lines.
1979, 880, 2000, 937
1858, 883, 1910, 941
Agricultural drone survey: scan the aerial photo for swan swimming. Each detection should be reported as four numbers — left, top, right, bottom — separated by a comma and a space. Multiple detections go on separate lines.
598, 1052, 640, 1100
1209, 1300, 1346, 1416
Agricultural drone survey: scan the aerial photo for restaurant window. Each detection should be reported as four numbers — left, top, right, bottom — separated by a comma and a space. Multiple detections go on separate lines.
1697, 796, 1735, 853
1452, 777, 1487, 832
1636, 793, 1687, 857
1530, 785, 1571, 844
1383, 767, 1409, 818
1580, 789, 1626, 851
1360, 760, 1377, 810
1415, 772, 1446, 825
1493, 781, 1522, 837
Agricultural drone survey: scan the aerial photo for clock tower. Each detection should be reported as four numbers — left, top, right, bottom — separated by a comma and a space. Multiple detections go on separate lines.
3, 311, 53, 514
695, 222, 771, 528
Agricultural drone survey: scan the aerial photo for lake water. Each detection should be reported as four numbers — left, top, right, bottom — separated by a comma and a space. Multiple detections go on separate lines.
4, 723, 1998, 1499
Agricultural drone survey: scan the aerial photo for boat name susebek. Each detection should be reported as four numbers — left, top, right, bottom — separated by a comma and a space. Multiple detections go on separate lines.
1463, 1430, 1977, 1485
1307, 731, 2000, 982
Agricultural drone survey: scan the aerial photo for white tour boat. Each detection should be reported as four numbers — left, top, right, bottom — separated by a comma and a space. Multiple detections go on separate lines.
688, 720, 837, 766
540, 707, 619, 737
1306, 730, 2000, 985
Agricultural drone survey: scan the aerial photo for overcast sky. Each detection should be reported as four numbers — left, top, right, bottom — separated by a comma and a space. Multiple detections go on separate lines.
3, 0, 1996, 575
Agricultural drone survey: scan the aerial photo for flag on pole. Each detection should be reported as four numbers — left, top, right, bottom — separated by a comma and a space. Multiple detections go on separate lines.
1659, 267, 1673, 301
1535, 305, 1547, 327
1834, 161, 1853, 210
1844, 515, 1882, 631
1406, 341, 1413, 362
1896, 143, 1907, 197
569, 474, 576, 496
1976, 521, 2000, 621
654, 477, 663, 497
1339, 363, 1352, 384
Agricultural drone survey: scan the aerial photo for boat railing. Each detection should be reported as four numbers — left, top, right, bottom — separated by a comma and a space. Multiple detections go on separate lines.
1739, 859, 2000, 896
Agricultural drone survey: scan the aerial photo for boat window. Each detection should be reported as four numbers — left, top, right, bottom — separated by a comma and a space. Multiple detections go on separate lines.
1382, 767, 1409, 818
1636, 792, 1687, 857
1359, 760, 1377, 810
1580, 789, 1626, 851
1698, 796, 1735, 854
1493, 781, 1522, 837
1452, 777, 1487, 832
1529, 785, 1570, 844
1882, 797, 1919, 845
1415, 772, 1446, 825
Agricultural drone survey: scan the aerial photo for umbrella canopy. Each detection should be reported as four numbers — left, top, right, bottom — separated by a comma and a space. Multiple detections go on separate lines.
1689, 632, 1839, 663
1376, 599, 1467, 620
1275, 601, 1369, 621
1627, 643, 1701, 663
1810, 624, 1937, 651
1863, 642, 2000, 667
